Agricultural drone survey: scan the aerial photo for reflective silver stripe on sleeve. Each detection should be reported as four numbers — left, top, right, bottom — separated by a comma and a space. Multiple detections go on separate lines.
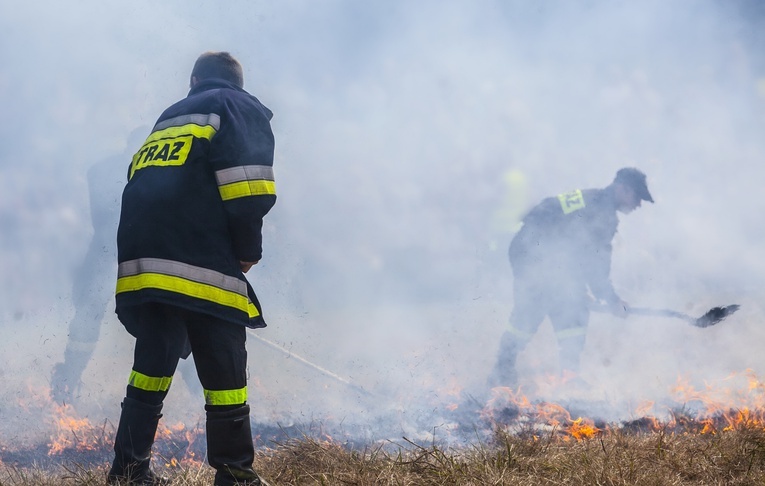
215, 165, 275, 185
118, 258, 247, 296
153, 113, 221, 132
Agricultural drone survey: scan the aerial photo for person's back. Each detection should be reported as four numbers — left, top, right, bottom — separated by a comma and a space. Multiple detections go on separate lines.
509, 187, 620, 295
117, 79, 274, 327
109, 51, 276, 486
488, 168, 653, 391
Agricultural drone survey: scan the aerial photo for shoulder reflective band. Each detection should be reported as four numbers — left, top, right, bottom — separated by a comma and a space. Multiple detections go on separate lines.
129, 113, 221, 180
557, 189, 586, 215
554, 326, 587, 340
117, 258, 259, 318
215, 165, 276, 201
204, 386, 247, 406
153, 113, 221, 134
129, 369, 173, 392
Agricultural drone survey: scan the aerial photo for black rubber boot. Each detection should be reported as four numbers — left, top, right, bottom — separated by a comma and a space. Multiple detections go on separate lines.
107, 398, 170, 485
207, 405, 270, 486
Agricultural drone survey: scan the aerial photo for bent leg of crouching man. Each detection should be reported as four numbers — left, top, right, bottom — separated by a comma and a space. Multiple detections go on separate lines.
187, 311, 271, 486
487, 274, 548, 390
549, 293, 590, 384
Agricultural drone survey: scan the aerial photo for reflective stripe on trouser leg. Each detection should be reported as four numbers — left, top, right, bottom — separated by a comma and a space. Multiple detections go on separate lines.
128, 369, 173, 393
204, 386, 247, 406
119, 302, 190, 406
505, 324, 536, 342
185, 312, 249, 408
126, 369, 173, 406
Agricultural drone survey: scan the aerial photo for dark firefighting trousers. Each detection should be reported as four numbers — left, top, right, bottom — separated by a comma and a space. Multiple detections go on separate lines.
488, 263, 590, 388
109, 302, 261, 485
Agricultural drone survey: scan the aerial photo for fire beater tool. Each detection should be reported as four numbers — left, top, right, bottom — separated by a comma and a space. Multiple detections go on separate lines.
249, 333, 375, 398
593, 303, 740, 328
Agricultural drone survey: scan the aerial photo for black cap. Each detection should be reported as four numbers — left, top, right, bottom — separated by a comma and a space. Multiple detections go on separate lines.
614, 167, 654, 203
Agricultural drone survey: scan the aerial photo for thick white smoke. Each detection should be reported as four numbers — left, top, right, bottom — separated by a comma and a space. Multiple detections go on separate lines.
1, 0, 764, 446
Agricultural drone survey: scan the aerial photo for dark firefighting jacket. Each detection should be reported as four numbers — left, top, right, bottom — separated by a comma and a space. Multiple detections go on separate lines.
115, 78, 276, 328
508, 187, 621, 304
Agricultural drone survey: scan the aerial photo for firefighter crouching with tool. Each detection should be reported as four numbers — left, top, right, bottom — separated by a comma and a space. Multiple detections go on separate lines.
108, 52, 276, 486
487, 168, 654, 391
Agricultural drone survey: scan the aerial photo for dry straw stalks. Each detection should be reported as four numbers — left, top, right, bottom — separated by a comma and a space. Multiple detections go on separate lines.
4, 424, 765, 485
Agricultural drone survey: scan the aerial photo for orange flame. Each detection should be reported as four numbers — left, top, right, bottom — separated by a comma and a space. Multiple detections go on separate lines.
48, 403, 108, 455
476, 370, 765, 441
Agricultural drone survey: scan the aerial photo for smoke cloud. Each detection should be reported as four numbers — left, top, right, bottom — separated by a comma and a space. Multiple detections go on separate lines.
1, 0, 764, 445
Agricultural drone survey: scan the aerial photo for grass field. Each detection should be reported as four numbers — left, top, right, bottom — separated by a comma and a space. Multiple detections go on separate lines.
2, 300, 761, 485
4, 411, 765, 485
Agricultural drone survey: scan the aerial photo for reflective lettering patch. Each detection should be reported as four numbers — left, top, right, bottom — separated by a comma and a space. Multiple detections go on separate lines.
557, 189, 585, 215
128, 114, 219, 180
129, 136, 193, 179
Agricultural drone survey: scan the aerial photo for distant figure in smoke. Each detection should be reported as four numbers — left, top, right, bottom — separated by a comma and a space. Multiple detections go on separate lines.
488, 168, 654, 389
50, 127, 145, 403
107, 52, 276, 486
50, 128, 202, 404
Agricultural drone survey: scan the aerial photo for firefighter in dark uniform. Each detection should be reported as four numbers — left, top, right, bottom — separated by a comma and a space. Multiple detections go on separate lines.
51, 127, 203, 405
488, 168, 654, 389
51, 127, 148, 403
108, 52, 276, 486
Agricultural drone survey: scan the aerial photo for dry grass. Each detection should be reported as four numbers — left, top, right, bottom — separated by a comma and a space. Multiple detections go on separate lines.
254, 427, 765, 485
4, 425, 765, 485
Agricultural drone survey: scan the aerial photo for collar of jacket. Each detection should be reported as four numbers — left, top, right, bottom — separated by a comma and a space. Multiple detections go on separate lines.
187, 78, 274, 121
601, 185, 619, 208
188, 78, 245, 97
583, 186, 619, 215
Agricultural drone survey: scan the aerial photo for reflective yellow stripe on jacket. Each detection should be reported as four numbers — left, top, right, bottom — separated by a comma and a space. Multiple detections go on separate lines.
116, 258, 259, 318
215, 165, 276, 201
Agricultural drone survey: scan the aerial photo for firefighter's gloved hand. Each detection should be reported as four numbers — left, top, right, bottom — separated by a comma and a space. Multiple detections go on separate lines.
608, 298, 630, 318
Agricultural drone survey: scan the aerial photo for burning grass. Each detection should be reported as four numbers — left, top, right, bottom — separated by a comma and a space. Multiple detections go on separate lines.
6, 370, 765, 484
5, 424, 765, 485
